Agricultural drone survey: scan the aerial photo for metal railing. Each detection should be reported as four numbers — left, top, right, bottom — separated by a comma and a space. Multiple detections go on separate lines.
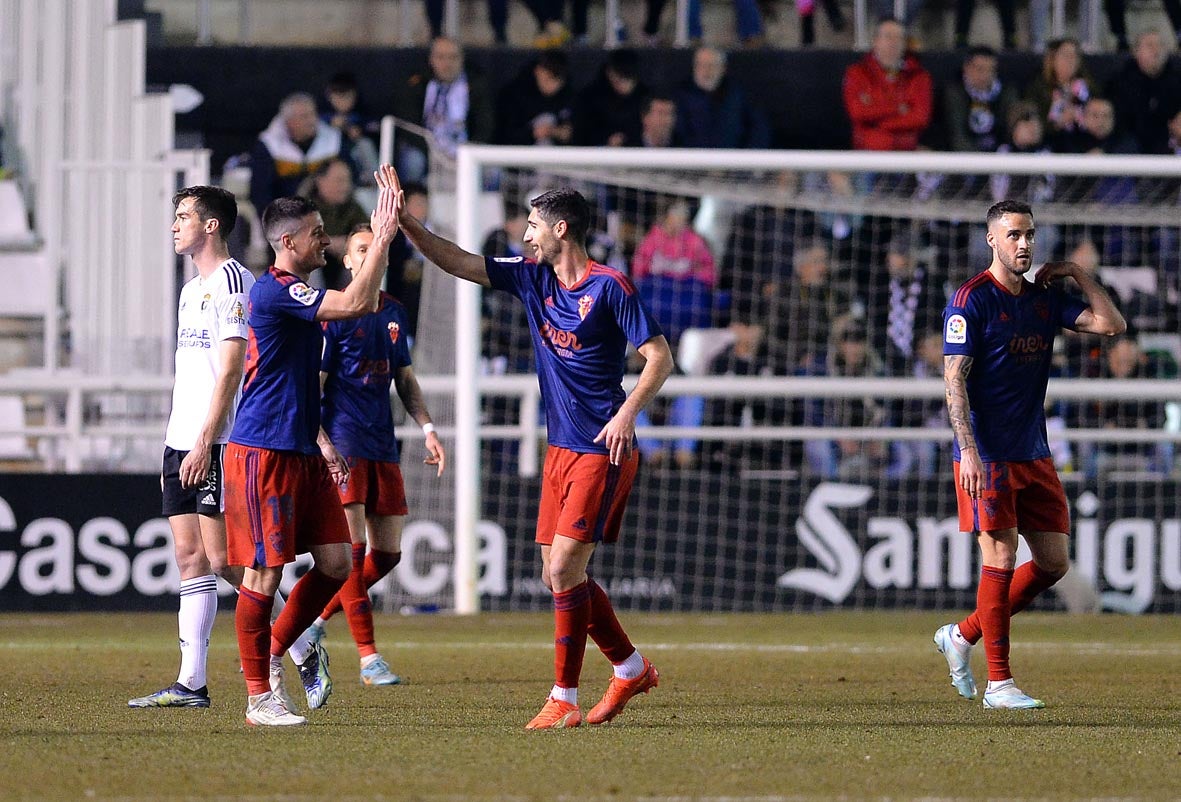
0, 373, 1176, 473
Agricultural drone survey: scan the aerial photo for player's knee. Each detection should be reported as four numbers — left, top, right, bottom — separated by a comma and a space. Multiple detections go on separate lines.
545, 561, 584, 593
1040, 559, 1069, 582
216, 563, 243, 588
174, 548, 210, 577
318, 550, 352, 582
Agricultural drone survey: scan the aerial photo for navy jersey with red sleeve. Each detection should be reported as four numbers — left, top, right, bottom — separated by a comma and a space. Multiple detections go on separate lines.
485, 256, 663, 454
320, 292, 412, 463
943, 270, 1087, 463
230, 267, 327, 455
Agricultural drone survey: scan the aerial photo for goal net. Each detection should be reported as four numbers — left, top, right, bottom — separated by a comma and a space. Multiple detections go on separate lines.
396, 146, 1181, 617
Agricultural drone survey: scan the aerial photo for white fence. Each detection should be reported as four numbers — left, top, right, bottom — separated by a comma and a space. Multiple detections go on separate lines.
0, 0, 208, 374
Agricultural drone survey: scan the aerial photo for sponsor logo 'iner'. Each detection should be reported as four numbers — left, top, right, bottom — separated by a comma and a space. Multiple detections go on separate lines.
539, 321, 582, 352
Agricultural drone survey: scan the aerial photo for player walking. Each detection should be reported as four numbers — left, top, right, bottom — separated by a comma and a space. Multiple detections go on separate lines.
934, 200, 1125, 709
224, 166, 402, 726
389, 173, 674, 729
303, 222, 446, 686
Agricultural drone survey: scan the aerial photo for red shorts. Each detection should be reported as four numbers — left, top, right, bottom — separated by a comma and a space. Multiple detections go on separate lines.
536, 445, 639, 545
953, 456, 1070, 534
224, 444, 350, 568
338, 457, 408, 515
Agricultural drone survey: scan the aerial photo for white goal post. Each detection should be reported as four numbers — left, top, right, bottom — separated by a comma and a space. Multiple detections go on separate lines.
440, 146, 1181, 615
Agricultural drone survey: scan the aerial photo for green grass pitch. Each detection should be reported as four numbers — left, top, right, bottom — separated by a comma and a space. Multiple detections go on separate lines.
0, 611, 1177, 800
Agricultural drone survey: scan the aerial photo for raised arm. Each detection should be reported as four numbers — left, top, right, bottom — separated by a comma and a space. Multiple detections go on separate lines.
394, 364, 445, 477
178, 337, 246, 488
390, 167, 490, 287
944, 353, 982, 499
1038, 261, 1127, 336
594, 334, 675, 465
317, 164, 402, 321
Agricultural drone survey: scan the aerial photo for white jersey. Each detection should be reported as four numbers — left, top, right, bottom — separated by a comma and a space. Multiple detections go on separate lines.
164, 259, 254, 450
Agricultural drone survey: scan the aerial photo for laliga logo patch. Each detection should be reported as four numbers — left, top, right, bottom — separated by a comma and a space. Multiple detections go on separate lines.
945, 314, 967, 344
289, 283, 320, 306
578, 294, 594, 320
227, 301, 246, 324
388, 321, 400, 344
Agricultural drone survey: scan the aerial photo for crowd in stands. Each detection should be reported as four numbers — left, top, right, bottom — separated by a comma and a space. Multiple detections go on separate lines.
226, 22, 1180, 478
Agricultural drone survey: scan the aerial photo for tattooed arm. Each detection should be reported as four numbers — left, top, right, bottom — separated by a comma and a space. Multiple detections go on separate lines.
944, 354, 982, 499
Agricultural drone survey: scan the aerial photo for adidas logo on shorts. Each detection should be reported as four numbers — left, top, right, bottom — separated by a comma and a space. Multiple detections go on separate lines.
200, 493, 215, 505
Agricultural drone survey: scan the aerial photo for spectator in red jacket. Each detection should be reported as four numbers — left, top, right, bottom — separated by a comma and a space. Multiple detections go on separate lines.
842, 18, 933, 151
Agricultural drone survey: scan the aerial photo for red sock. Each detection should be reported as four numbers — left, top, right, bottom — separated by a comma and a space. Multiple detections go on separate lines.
319, 549, 401, 621
553, 581, 592, 690
586, 578, 634, 664
958, 561, 1061, 644
270, 568, 345, 658
976, 566, 1014, 682
236, 587, 274, 696
340, 544, 377, 657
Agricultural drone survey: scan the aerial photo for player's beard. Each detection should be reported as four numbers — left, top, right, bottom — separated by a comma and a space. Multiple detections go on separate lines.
999, 249, 1032, 276
533, 239, 558, 264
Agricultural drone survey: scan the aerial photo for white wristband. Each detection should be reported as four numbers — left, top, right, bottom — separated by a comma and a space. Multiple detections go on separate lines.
422, 423, 436, 436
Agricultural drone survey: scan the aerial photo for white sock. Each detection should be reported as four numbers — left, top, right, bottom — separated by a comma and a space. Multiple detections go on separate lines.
550, 684, 577, 705
314, 616, 327, 628
288, 636, 312, 665
987, 678, 1015, 693
271, 590, 312, 665
614, 650, 646, 680
176, 574, 218, 690
360, 653, 381, 669
951, 624, 971, 649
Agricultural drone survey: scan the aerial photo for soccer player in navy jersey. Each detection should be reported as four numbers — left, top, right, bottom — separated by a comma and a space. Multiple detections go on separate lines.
934, 200, 1125, 710
223, 165, 402, 726
390, 171, 675, 729
303, 223, 446, 686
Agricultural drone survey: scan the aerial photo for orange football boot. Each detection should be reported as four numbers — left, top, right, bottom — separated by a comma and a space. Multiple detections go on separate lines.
525, 696, 582, 729
585, 657, 660, 725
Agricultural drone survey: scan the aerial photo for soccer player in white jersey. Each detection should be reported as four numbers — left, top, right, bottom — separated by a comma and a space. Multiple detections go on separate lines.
128, 186, 250, 708
128, 186, 314, 709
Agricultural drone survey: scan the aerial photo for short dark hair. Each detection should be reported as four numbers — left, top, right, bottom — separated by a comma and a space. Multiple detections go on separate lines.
605, 48, 640, 81
986, 199, 1033, 226
403, 181, 429, 200
643, 93, 676, 116
346, 222, 373, 249
173, 185, 237, 241
530, 187, 589, 246
313, 156, 351, 179
262, 196, 319, 246
326, 71, 358, 94
536, 49, 569, 80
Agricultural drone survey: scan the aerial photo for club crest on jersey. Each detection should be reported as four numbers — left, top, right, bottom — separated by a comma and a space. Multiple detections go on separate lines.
388, 321, 400, 344
289, 282, 320, 306
200, 293, 211, 311
945, 314, 967, 344
577, 294, 595, 320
